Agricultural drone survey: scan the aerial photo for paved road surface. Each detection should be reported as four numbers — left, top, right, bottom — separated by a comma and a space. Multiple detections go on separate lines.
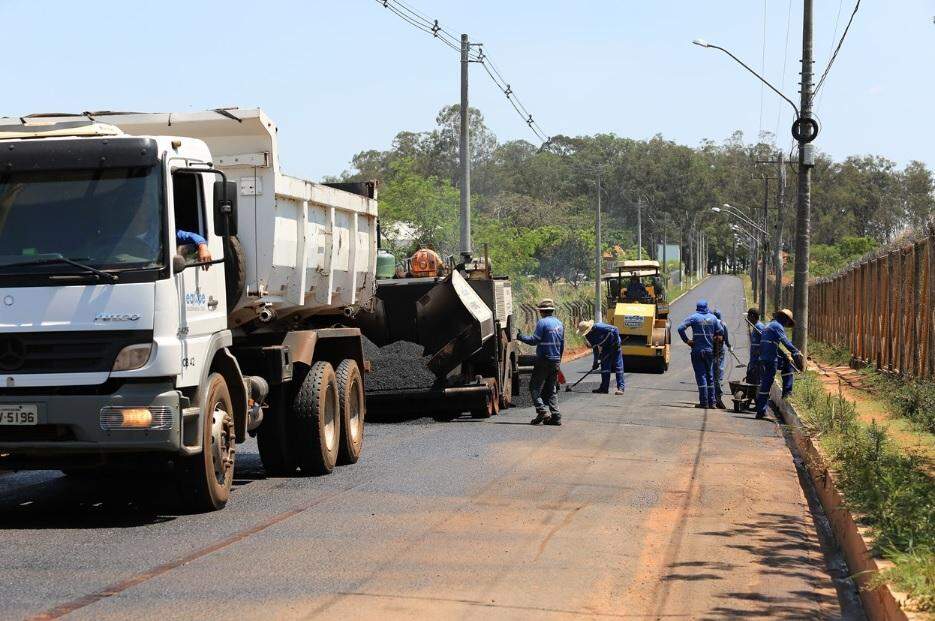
0, 276, 860, 620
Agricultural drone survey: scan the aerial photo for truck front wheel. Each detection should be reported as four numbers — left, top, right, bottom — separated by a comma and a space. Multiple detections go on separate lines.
177, 373, 236, 512
336, 359, 365, 465
293, 361, 341, 475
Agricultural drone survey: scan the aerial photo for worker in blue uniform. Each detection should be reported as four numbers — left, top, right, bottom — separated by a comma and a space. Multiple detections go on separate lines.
744, 308, 765, 386
624, 275, 649, 301
517, 299, 565, 426
577, 320, 625, 395
711, 309, 731, 409
755, 308, 804, 419
677, 299, 724, 408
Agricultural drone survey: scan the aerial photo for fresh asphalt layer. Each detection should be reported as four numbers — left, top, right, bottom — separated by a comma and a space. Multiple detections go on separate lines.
0, 276, 862, 620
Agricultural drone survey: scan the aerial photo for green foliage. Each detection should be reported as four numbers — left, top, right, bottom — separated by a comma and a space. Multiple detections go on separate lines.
807, 340, 853, 366
378, 158, 459, 257
871, 547, 935, 613
792, 372, 935, 609
809, 236, 879, 278
861, 370, 935, 435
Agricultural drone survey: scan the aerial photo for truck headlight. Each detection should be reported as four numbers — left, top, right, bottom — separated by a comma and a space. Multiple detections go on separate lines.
112, 343, 154, 371
100, 406, 173, 430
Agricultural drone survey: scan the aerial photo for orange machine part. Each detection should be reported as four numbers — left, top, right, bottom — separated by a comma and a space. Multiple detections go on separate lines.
409, 248, 442, 277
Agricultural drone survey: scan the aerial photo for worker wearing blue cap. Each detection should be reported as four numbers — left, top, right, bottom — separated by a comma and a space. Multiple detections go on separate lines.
677, 299, 724, 408
711, 309, 731, 409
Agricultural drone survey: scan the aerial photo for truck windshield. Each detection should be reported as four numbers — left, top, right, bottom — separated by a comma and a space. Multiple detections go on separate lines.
0, 166, 164, 274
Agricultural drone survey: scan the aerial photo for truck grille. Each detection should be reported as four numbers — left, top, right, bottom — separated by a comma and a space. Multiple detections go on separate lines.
0, 331, 152, 374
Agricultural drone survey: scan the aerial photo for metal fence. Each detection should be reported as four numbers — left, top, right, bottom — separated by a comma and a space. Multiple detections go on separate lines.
516, 299, 603, 334
781, 223, 935, 379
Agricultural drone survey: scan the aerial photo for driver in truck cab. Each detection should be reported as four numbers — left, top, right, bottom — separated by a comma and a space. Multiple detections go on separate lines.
624, 275, 649, 301
176, 229, 212, 268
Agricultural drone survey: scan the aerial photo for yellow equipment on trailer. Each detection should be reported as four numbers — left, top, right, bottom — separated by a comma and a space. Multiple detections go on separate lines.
603, 260, 671, 373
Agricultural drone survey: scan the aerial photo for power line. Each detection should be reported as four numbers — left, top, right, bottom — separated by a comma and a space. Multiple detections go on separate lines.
373, 0, 549, 143
774, 0, 794, 142
815, 0, 846, 111
814, 0, 861, 94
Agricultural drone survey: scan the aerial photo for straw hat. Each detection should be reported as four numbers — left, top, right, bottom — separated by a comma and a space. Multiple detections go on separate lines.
777, 308, 795, 325
577, 320, 595, 336
537, 298, 556, 311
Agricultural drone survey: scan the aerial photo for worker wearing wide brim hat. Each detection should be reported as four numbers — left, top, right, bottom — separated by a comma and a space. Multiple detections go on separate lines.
754, 308, 803, 419
576, 320, 625, 395
517, 298, 564, 425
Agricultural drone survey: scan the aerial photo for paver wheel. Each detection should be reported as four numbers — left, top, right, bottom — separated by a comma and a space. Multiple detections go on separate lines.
336, 359, 365, 466
293, 361, 341, 475
177, 373, 236, 512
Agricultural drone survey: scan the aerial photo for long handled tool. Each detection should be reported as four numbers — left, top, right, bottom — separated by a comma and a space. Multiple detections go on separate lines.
743, 317, 805, 374
564, 346, 617, 392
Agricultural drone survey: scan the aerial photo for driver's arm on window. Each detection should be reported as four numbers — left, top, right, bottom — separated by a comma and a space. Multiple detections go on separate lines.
176, 230, 212, 269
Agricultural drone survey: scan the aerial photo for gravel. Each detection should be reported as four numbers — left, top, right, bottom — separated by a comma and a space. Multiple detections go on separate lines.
362, 337, 439, 392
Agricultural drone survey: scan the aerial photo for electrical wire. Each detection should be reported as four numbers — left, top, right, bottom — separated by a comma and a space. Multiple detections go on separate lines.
814, 0, 860, 94
373, 0, 549, 144
815, 0, 846, 111
774, 0, 794, 142
758, 0, 768, 138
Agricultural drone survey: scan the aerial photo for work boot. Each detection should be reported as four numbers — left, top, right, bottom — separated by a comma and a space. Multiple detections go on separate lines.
694, 403, 708, 409
754, 410, 765, 419
545, 414, 562, 426
715, 399, 727, 410
592, 388, 609, 394
614, 389, 625, 396
530, 411, 550, 425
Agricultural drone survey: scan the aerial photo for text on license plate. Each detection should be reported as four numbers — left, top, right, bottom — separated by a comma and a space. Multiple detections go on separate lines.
0, 405, 38, 425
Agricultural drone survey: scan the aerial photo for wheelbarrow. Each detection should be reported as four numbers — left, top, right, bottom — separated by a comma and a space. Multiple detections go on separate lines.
728, 380, 758, 413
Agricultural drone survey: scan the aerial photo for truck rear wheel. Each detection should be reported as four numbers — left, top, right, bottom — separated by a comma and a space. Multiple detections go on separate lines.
257, 388, 299, 476
336, 359, 365, 465
177, 373, 236, 512
293, 361, 341, 475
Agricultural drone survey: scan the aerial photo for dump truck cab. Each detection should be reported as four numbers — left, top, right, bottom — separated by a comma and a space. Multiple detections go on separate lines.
604, 260, 671, 373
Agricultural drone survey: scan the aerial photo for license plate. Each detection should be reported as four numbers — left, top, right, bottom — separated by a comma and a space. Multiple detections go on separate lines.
0, 404, 38, 425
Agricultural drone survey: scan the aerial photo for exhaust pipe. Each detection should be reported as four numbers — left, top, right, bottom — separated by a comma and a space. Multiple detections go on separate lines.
257, 304, 276, 323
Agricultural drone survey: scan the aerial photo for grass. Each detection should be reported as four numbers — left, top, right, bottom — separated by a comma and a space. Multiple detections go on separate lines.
791, 372, 935, 611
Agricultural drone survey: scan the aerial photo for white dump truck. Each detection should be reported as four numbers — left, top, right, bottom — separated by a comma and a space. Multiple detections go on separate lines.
0, 109, 376, 511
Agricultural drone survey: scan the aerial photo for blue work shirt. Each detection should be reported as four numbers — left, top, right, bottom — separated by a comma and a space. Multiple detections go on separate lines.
519, 316, 565, 361
177, 230, 207, 246
759, 320, 799, 363
584, 322, 621, 365
718, 319, 731, 349
677, 311, 723, 353
749, 320, 765, 357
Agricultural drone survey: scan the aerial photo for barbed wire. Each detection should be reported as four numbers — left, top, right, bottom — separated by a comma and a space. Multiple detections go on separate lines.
374, 0, 549, 144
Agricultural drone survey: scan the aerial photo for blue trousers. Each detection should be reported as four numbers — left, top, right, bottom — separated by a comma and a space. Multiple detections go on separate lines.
598, 348, 625, 392
755, 359, 777, 416
714, 349, 726, 398
690, 350, 716, 406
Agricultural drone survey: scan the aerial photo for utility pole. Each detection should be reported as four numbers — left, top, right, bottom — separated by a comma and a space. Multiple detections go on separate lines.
595, 172, 603, 322
636, 197, 643, 259
459, 34, 472, 260
759, 177, 769, 319
792, 0, 814, 355
773, 152, 785, 312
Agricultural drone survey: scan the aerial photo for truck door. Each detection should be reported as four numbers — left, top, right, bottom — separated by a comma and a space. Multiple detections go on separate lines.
172, 170, 227, 381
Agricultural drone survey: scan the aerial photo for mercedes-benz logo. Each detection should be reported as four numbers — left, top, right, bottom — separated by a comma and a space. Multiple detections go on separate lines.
2, 295, 13, 307
0, 337, 26, 372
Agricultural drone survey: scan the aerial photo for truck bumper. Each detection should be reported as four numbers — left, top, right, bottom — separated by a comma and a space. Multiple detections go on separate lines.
0, 381, 182, 464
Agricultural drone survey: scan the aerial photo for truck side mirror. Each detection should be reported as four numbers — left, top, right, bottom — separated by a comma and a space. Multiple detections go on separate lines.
172, 254, 188, 273
213, 180, 238, 237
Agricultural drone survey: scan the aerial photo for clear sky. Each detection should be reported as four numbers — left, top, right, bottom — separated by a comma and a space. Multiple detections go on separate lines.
2, 1, 932, 180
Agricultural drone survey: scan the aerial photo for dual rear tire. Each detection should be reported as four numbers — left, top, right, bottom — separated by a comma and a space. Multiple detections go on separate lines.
257, 359, 365, 477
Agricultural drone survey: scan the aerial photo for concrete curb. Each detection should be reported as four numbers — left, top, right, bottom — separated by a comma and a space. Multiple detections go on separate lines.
771, 387, 919, 621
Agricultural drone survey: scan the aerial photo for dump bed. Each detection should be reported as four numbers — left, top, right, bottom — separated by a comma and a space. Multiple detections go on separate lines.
79, 109, 378, 322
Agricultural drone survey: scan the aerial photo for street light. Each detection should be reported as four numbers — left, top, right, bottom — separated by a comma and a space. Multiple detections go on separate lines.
691, 39, 800, 118
715, 203, 768, 317
716, 204, 768, 235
